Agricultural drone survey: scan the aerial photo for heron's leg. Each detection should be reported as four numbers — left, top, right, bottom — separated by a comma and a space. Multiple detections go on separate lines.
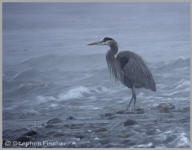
127, 96, 134, 110
126, 87, 134, 111
132, 86, 136, 111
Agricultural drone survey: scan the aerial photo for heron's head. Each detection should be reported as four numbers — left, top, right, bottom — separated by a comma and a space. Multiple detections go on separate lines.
88, 37, 115, 46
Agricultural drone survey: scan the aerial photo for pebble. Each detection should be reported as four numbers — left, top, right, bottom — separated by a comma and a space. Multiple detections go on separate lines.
75, 135, 84, 139
47, 118, 62, 124
124, 120, 137, 126
119, 132, 131, 138
122, 139, 135, 145
23, 130, 37, 136
45, 124, 54, 128
66, 116, 76, 120
16, 136, 31, 142
116, 110, 134, 114
157, 103, 175, 113
54, 133, 65, 137
136, 108, 145, 114
95, 128, 108, 133
101, 113, 116, 119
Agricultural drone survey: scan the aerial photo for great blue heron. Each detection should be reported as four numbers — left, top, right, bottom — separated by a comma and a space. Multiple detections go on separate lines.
88, 37, 156, 111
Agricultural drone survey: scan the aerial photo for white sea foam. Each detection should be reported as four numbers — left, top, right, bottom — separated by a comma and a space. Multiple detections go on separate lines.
36, 86, 111, 103
175, 80, 190, 89
175, 132, 190, 147
25, 109, 39, 115
37, 95, 57, 103
50, 103, 59, 108
58, 86, 91, 101
134, 142, 153, 148
58, 86, 111, 101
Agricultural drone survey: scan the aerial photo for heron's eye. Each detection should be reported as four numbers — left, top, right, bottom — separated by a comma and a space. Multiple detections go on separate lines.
103, 37, 113, 42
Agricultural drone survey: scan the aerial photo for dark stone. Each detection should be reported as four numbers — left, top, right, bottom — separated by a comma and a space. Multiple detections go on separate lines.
96, 128, 108, 133
122, 139, 135, 145
69, 124, 82, 129
146, 129, 156, 135
23, 130, 37, 136
124, 120, 137, 126
101, 113, 114, 118
116, 110, 126, 114
116, 110, 134, 114
119, 132, 131, 138
104, 113, 113, 117
107, 116, 116, 120
101, 113, 116, 120
100, 139, 110, 144
63, 124, 70, 128
15, 128, 28, 133
54, 133, 65, 137
45, 124, 54, 128
3, 129, 13, 135
157, 103, 175, 113
136, 108, 145, 114
75, 135, 84, 139
66, 116, 75, 120
47, 118, 62, 124
160, 107, 170, 113
2, 140, 6, 147
16, 136, 31, 142
183, 107, 190, 112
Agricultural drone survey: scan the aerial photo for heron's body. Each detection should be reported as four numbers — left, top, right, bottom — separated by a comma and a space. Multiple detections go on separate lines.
88, 37, 156, 111
110, 50, 156, 91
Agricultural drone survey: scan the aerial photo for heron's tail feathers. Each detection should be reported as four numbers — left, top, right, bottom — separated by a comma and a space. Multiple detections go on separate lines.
149, 77, 156, 92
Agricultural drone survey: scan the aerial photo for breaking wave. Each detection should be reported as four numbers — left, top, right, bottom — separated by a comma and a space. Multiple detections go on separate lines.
36, 86, 111, 103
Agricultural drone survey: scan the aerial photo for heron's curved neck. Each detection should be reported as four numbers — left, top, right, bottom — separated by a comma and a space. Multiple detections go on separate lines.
109, 42, 118, 56
106, 41, 123, 81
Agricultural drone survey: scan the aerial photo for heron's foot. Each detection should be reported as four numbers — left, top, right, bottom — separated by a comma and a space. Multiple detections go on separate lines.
116, 109, 134, 114
135, 107, 145, 114
116, 107, 144, 114
127, 105, 135, 112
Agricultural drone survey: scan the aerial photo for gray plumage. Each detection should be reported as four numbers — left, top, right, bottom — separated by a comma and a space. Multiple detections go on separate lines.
88, 37, 156, 111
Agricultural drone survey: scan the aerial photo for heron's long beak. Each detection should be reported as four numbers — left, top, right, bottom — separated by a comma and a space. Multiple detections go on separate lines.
88, 41, 104, 46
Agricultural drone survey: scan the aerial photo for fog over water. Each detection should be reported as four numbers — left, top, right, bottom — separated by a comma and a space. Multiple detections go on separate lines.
3, 3, 190, 148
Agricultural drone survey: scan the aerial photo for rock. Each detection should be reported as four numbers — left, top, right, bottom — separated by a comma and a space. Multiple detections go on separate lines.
75, 135, 84, 139
54, 133, 65, 137
95, 128, 108, 133
157, 103, 175, 113
122, 139, 135, 145
103, 113, 114, 117
136, 108, 145, 114
23, 130, 37, 136
116, 110, 134, 114
100, 139, 110, 145
119, 132, 131, 138
66, 116, 76, 120
47, 118, 62, 124
15, 128, 28, 134
15, 130, 37, 144
45, 124, 54, 128
183, 107, 190, 112
124, 120, 137, 126
16, 136, 31, 142
2, 140, 6, 147
3, 129, 13, 135
69, 124, 82, 129
160, 107, 169, 113
101, 113, 116, 120
146, 129, 156, 135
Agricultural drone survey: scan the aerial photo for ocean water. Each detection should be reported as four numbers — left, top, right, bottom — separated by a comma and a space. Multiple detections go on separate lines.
3, 3, 190, 148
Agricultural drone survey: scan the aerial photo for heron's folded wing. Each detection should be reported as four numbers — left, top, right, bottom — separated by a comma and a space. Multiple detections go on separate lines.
123, 58, 156, 91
